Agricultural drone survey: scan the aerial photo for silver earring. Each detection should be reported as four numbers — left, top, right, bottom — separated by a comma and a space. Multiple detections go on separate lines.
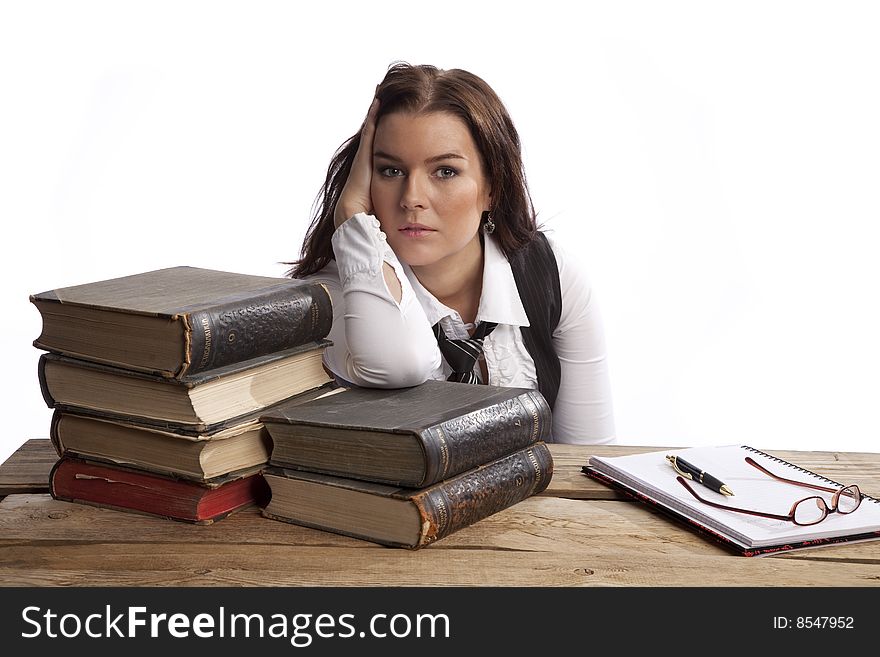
483, 211, 495, 234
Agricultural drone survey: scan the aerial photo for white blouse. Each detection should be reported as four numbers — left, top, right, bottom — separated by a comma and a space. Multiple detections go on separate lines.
303, 212, 616, 444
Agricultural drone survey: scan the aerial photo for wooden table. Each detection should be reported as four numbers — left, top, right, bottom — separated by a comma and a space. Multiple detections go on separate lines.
2, 440, 880, 586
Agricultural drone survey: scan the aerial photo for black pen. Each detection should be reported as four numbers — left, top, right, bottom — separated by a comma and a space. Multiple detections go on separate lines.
666, 455, 735, 496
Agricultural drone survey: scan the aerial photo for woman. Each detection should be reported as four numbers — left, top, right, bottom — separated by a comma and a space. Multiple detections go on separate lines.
290, 63, 615, 444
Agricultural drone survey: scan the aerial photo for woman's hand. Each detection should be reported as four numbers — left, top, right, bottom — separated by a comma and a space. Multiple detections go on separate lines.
333, 94, 401, 302
334, 96, 380, 228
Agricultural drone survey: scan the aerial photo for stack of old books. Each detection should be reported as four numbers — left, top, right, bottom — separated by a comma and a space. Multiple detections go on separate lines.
30, 266, 335, 523
259, 380, 555, 548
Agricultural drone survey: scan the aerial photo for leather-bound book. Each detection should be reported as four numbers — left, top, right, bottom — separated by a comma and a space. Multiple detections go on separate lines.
48, 384, 336, 482
262, 442, 553, 548
30, 266, 332, 379
38, 346, 333, 432
261, 380, 553, 487
49, 456, 269, 524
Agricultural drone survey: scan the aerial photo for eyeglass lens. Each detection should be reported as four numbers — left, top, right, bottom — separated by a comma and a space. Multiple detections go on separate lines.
793, 497, 827, 525
792, 485, 861, 525
836, 485, 861, 513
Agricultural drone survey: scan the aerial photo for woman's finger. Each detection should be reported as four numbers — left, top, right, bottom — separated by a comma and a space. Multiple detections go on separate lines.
351, 97, 380, 173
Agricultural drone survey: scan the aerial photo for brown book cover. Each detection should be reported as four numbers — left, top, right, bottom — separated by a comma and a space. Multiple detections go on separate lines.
47, 380, 338, 436
31, 266, 332, 379
49, 456, 269, 524
38, 344, 333, 431
262, 442, 553, 548
48, 384, 338, 482
50, 411, 270, 483
261, 380, 552, 488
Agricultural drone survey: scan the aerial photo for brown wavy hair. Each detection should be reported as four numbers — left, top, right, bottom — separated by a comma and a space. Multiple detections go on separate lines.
288, 62, 538, 278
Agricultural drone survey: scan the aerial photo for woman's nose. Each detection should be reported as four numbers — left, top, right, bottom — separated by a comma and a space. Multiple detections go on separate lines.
400, 173, 428, 210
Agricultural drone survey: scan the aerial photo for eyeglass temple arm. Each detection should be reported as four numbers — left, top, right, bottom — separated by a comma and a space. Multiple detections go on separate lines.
676, 476, 792, 521
744, 457, 840, 494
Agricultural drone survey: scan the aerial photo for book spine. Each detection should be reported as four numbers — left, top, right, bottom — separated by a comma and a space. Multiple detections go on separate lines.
418, 390, 552, 487
180, 282, 332, 378
412, 442, 554, 548
37, 354, 56, 408
49, 410, 65, 458
47, 457, 63, 499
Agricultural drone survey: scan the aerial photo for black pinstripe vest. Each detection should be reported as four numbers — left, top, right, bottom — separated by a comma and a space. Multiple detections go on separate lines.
507, 232, 562, 410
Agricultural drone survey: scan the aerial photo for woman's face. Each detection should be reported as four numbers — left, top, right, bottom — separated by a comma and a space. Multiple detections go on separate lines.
371, 111, 491, 269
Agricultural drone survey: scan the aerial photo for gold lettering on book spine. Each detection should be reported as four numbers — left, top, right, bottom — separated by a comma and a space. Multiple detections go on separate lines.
527, 448, 544, 496
199, 316, 213, 369
518, 395, 540, 441
315, 283, 330, 332
179, 314, 193, 377
435, 495, 449, 535
436, 426, 450, 479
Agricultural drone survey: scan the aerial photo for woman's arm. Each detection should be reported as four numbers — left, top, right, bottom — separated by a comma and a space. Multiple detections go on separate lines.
548, 237, 617, 444
310, 94, 440, 387
317, 212, 440, 387
332, 96, 404, 304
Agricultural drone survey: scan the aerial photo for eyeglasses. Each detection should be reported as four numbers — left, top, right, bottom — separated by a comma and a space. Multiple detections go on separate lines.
677, 456, 863, 526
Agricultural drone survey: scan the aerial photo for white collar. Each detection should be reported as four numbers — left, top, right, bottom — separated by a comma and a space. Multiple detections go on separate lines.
401, 233, 530, 328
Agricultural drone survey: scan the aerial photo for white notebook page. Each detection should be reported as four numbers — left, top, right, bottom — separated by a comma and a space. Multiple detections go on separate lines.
589, 445, 880, 548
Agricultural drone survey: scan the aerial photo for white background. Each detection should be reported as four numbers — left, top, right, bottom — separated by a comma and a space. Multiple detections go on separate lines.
2, 1, 878, 466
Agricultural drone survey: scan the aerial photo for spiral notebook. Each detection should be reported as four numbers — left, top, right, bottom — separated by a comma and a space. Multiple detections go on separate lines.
584, 445, 880, 556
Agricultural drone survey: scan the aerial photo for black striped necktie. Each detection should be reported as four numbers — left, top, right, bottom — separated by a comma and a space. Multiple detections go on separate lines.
432, 321, 498, 384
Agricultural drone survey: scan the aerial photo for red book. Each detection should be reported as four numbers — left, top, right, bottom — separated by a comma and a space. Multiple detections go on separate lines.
49, 457, 268, 524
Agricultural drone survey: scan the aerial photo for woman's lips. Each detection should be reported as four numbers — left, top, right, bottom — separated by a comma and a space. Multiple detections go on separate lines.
398, 224, 436, 238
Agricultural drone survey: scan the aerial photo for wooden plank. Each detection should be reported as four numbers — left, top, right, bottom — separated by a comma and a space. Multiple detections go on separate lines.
10, 544, 879, 587
544, 444, 676, 499
0, 440, 647, 500
4, 439, 879, 501
1, 494, 878, 586
0, 494, 371, 548
0, 439, 56, 496
5, 492, 877, 561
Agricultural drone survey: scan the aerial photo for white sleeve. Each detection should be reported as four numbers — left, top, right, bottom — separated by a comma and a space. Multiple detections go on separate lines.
313, 213, 441, 387
548, 238, 616, 444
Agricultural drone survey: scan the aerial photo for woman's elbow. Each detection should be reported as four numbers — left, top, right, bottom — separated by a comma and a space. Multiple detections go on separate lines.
346, 346, 436, 388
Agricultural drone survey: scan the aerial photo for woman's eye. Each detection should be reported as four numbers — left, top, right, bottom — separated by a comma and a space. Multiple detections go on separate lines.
436, 167, 458, 179
379, 167, 403, 177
